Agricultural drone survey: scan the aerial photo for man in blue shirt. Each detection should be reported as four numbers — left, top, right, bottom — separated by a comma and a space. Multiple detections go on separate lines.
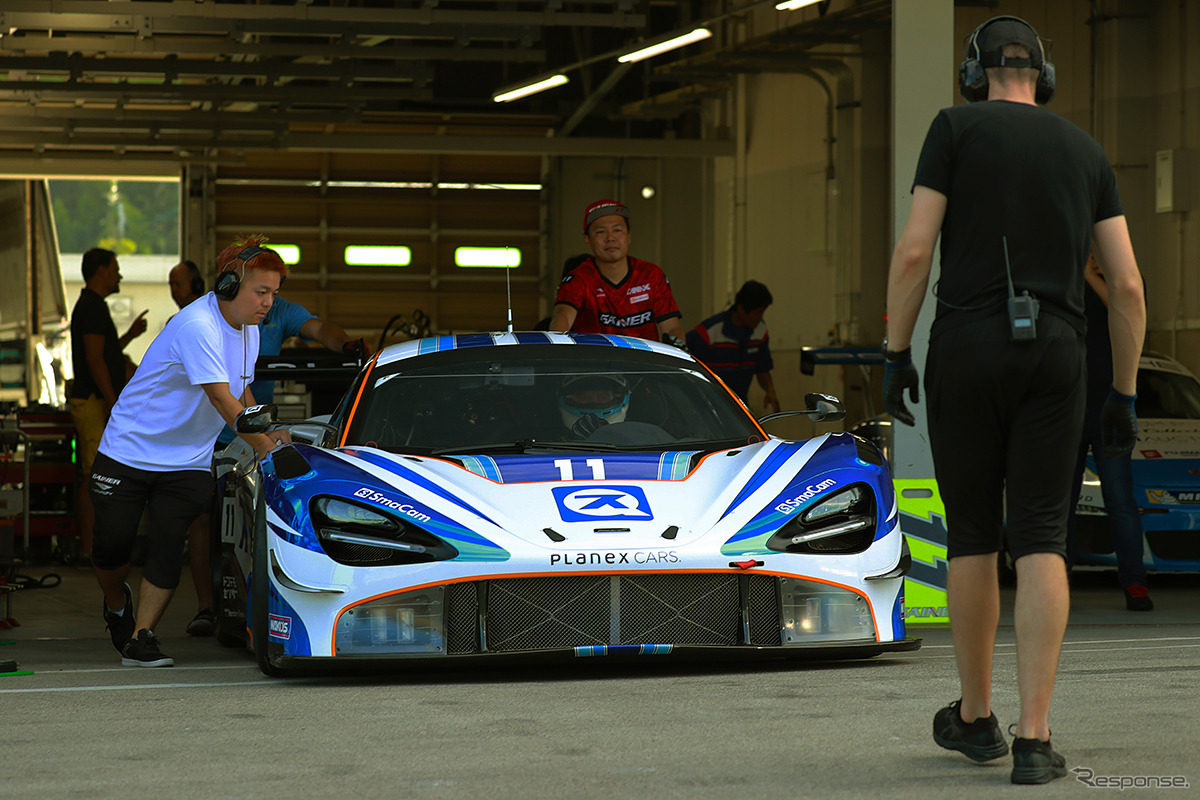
686, 280, 779, 412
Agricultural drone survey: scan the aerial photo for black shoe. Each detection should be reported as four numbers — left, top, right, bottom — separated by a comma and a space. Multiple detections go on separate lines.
102, 583, 135, 655
186, 607, 216, 637
932, 699, 1009, 762
121, 629, 174, 667
1011, 737, 1067, 784
1124, 585, 1154, 611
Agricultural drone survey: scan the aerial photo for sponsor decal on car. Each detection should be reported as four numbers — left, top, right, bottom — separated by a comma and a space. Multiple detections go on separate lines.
552, 485, 653, 521
352, 487, 433, 523
549, 550, 679, 566
268, 614, 292, 640
1146, 489, 1200, 505
774, 478, 838, 515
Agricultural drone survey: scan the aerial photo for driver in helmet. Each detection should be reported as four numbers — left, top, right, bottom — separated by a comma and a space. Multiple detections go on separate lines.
558, 374, 630, 439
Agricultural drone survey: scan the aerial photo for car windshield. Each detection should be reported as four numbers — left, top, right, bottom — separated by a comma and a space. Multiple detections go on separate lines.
1137, 366, 1200, 420
345, 344, 762, 454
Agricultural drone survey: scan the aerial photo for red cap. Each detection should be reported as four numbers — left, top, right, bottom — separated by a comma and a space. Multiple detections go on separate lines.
583, 199, 630, 233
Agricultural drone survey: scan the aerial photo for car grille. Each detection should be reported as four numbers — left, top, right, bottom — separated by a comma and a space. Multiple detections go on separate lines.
445, 574, 782, 655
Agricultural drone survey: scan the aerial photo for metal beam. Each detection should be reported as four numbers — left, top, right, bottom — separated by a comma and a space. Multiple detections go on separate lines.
0, 3, 645, 32
0, 35, 546, 63
0, 131, 735, 158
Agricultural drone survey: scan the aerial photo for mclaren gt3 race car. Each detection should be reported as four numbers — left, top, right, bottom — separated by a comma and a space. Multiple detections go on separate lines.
214, 333, 920, 676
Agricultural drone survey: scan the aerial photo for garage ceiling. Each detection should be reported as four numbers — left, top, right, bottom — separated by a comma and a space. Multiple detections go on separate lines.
0, 0, 891, 163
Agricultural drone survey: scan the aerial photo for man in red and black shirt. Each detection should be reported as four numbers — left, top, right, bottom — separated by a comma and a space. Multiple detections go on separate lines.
550, 200, 685, 342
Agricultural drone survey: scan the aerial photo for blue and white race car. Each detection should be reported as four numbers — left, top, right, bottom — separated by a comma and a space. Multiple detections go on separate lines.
213, 333, 919, 676
1075, 352, 1200, 571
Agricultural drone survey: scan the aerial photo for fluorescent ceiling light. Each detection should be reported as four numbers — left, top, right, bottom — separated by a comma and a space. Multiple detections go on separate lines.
344, 245, 412, 267
455, 247, 521, 268
271, 244, 301, 265
775, 0, 823, 11
618, 28, 712, 64
493, 74, 569, 103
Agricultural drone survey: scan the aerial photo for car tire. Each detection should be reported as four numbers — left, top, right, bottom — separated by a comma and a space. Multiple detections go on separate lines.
252, 481, 288, 677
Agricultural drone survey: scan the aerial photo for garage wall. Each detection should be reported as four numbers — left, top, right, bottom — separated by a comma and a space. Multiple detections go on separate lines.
192, 151, 545, 346
696, 0, 1200, 433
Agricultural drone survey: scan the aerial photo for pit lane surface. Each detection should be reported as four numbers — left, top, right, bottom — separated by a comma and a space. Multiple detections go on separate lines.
3, 569, 1197, 799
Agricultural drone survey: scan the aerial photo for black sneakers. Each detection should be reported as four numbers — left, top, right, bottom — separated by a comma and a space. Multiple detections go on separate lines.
932, 699, 1009, 762
102, 582, 136, 654
1124, 585, 1154, 611
186, 607, 216, 637
1012, 737, 1068, 784
121, 629, 174, 667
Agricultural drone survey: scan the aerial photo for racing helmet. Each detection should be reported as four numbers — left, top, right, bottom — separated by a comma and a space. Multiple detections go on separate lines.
558, 373, 630, 429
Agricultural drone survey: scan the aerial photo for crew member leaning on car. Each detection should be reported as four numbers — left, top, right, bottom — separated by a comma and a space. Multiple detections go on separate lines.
550, 199, 686, 345
90, 236, 292, 668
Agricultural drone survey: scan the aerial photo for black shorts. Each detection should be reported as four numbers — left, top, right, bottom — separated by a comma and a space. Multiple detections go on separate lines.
925, 312, 1085, 561
89, 451, 214, 589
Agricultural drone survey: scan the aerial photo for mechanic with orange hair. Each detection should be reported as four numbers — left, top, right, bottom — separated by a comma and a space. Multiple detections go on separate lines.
90, 236, 291, 668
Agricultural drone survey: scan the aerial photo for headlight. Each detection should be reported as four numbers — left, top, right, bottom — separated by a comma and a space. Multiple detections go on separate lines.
767, 483, 876, 554
310, 495, 458, 566
313, 497, 398, 531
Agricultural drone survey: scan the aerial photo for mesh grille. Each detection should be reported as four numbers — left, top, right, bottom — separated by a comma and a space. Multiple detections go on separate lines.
487, 577, 611, 651
320, 540, 394, 565
446, 582, 479, 654
747, 575, 782, 645
617, 574, 738, 645
470, 574, 781, 653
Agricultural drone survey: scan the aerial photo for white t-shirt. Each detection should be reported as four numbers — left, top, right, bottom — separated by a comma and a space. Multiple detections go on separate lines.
99, 293, 259, 472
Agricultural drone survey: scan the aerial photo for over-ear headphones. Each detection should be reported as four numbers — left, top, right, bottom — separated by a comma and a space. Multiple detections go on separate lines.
214, 245, 270, 301
959, 16, 1055, 105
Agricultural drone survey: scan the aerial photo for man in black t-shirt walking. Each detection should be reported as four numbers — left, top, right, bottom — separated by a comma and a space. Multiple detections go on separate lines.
68, 248, 147, 561
882, 17, 1146, 785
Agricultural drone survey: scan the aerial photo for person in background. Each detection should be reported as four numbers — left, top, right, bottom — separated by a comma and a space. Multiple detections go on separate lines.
68, 248, 147, 564
686, 280, 780, 412
168, 259, 204, 310
93, 236, 291, 667
1067, 253, 1152, 611
550, 200, 686, 346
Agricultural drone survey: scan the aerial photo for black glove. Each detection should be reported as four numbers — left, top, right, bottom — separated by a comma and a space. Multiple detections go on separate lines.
661, 333, 688, 352
1101, 386, 1138, 459
883, 351, 920, 427
342, 338, 368, 361
571, 413, 607, 439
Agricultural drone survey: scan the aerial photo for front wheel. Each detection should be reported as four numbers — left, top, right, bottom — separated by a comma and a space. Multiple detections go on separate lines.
251, 482, 289, 677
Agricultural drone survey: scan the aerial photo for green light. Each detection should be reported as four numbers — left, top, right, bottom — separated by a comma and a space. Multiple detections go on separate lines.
271, 244, 301, 265
454, 247, 521, 268
345, 246, 412, 267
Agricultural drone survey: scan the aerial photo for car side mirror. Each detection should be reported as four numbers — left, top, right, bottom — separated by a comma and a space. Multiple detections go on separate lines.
804, 392, 845, 422
235, 403, 278, 434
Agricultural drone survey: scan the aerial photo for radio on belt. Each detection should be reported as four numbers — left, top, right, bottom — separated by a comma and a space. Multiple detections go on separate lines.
1002, 236, 1039, 342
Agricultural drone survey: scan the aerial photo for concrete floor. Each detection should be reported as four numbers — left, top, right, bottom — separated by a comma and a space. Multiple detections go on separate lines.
2, 562, 1198, 799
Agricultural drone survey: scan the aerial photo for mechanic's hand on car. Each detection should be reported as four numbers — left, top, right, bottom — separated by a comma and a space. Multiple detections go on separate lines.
1101, 386, 1138, 459
343, 337, 371, 361
255, 429, 293, 461
661, 333, 688, 352
571, 413, 607, 439
883, 349, 919, 427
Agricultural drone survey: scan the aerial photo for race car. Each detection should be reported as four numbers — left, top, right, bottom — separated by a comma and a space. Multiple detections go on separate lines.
1074, 351, 1200, 571
213, 332, 920, 676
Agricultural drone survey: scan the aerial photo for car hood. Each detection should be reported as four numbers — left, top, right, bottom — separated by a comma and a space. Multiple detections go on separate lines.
261, 433, 895, 558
